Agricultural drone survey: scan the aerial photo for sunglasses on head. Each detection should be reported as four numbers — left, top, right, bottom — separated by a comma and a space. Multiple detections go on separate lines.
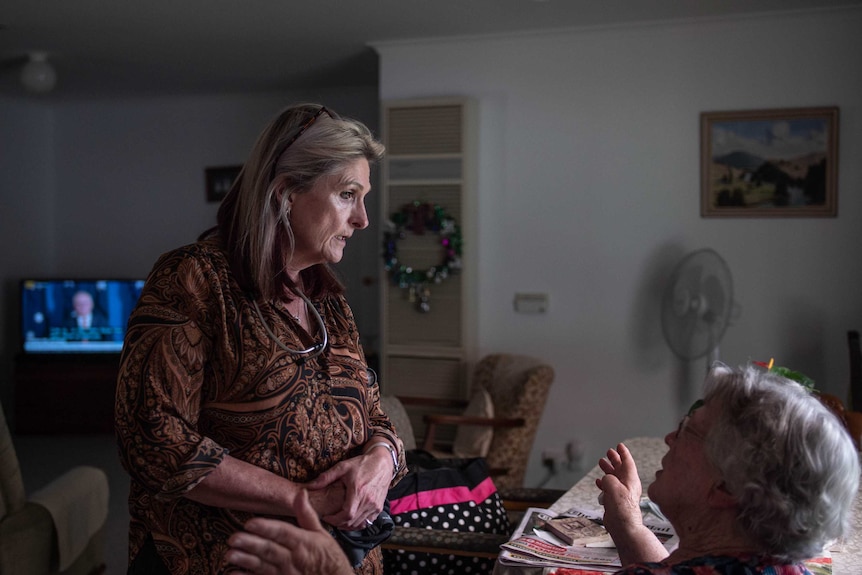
269, 106, 334, 181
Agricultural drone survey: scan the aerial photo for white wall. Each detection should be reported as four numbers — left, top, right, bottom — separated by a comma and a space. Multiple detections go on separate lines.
0, 88, 381, 413
376, 7, 862, 486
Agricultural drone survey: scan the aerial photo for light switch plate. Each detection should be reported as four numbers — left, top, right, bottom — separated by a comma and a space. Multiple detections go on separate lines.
514, 292, 549, 313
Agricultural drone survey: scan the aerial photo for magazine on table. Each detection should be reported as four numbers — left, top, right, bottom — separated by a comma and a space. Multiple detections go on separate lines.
499, 505, 833, 574
498, 505, 676, 572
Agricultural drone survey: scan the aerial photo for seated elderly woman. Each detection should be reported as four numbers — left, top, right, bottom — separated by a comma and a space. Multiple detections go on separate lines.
225, 363, 860, 575
596, 363, 860, 574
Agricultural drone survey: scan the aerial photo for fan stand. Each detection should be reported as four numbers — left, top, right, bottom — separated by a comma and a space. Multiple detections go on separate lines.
661, 248, 735, 401
706, 343, 720, 373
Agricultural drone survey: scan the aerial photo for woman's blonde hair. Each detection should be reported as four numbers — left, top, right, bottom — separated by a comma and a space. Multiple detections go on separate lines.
213, 103, 384, 301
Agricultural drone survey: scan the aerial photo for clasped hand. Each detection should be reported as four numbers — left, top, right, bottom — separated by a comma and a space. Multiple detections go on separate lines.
307, 450, 391, 530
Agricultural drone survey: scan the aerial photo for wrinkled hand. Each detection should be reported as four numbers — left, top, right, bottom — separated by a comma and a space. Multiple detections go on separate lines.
226, 489, 353, 575
595, 443, 644, 538
306, 481, 347, 518
308, 450, 391, 530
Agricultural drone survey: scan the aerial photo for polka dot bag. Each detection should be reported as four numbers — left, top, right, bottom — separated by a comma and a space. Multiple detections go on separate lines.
384, 452, 510, 574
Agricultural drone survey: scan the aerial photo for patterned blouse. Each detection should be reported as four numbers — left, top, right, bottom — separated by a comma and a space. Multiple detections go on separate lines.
612, 554, 816, 575
115, 236, 405, 575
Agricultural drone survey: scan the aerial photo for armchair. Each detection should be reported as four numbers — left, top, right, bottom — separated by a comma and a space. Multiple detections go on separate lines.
0, 401, 108, 575
399, 353, 555, 490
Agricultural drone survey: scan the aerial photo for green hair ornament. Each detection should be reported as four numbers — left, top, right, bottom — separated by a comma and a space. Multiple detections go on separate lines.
754, 358, 816, 392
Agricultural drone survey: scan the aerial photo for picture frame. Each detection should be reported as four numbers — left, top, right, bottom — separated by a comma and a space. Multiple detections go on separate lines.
205, 165, 242, 203
700, 107, 838, 217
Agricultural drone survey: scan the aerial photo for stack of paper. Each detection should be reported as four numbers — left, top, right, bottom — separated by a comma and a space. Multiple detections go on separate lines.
497, 505, 676, 573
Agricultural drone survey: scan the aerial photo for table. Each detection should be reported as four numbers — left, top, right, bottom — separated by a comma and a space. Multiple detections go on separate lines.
494, 437, 862, 574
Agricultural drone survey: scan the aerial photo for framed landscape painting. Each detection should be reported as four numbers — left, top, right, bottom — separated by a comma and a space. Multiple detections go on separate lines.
700, 107, 838, 217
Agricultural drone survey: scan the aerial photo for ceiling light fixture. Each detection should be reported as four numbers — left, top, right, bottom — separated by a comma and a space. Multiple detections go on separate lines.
20, 52, 57, 94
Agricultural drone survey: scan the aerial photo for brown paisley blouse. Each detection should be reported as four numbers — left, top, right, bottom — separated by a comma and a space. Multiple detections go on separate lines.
115, 237, 404, 575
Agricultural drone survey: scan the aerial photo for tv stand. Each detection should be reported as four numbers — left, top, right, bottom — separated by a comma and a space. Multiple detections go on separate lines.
13, 354, 119, 434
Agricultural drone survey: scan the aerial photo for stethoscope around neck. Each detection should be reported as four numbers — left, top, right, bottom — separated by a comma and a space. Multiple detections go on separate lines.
251, 290, 328, 363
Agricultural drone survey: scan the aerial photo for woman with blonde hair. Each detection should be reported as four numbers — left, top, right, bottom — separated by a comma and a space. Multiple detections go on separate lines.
116, 103, 404, 575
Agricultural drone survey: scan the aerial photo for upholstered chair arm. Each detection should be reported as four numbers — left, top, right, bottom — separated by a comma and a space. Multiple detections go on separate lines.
1, 499, 106, 575
27, 465, 108, 575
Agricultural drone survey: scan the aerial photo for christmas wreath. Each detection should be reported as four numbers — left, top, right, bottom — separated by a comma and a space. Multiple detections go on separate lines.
382, 201, 462, 312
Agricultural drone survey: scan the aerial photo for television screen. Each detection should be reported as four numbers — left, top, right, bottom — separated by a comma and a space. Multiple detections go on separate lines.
20, 279, 145, 354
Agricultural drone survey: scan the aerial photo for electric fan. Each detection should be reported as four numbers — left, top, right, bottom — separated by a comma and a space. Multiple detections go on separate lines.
661, 248, 734, 364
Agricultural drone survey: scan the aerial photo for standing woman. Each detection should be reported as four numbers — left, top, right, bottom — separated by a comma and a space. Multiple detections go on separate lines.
115, 103, 405, 575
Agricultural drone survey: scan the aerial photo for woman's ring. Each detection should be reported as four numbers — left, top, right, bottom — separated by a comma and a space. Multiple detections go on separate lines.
365, 519, 373, 526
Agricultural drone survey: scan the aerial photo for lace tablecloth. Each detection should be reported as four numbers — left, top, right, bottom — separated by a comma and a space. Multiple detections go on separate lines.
495, 436, 862, 574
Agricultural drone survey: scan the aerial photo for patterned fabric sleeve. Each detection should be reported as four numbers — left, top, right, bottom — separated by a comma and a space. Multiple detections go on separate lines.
367, 385, 408, 485
117, 241, 407, 574
115, 247, 228, 499
326, 294, 407, 485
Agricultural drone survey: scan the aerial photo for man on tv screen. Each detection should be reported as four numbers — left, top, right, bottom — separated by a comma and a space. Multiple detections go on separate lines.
63, 290, 109, 340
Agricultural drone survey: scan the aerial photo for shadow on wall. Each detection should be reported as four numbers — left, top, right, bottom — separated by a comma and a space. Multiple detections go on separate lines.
628, 241, 688, 370
628, 241, 701, 413
629, 243, 740, 413
778, 300, 826, 389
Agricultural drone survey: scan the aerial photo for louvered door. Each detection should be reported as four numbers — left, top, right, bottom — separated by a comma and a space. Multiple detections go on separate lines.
379, 98, 477, 406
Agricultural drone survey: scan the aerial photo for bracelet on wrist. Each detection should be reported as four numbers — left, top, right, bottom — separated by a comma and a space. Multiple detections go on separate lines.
367, 441, 400, 480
